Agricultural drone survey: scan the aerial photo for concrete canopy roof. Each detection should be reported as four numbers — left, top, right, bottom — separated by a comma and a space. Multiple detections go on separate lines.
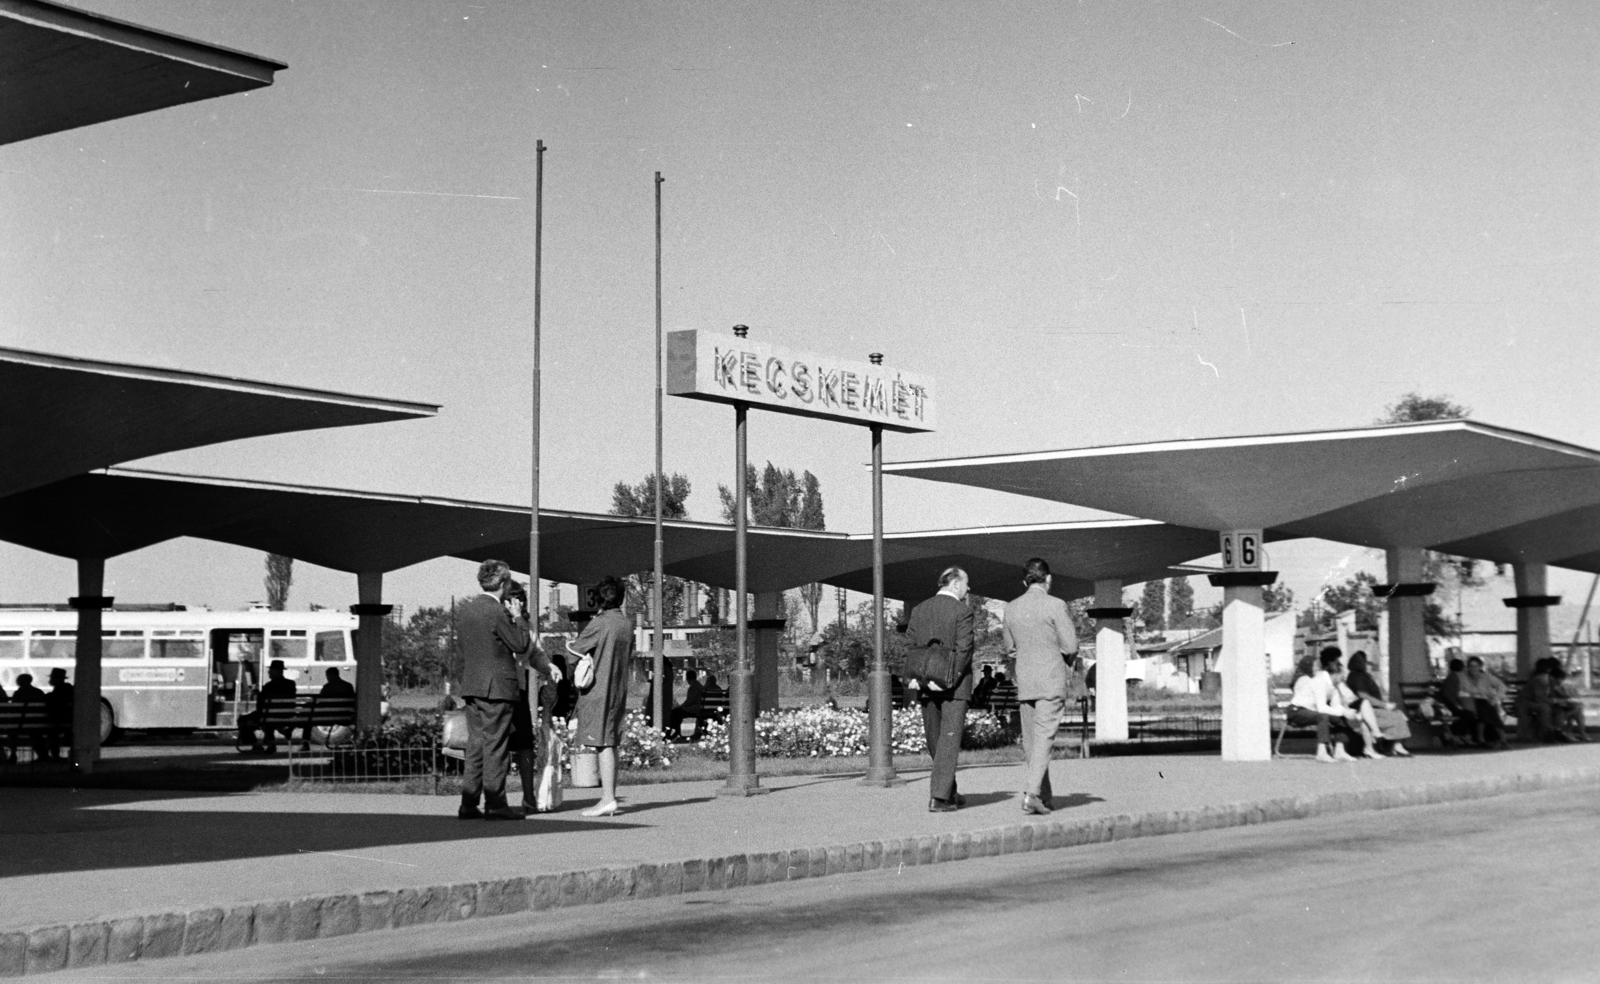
804, 520, 1220, 603
1, 0, 285, 144
884, 421, 1600, 554
0, 470, 1220, 601
0, 347, 439, 499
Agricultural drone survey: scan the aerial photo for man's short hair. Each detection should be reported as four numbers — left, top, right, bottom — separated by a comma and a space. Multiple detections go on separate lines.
1449, 658, 1465, 672
1319, 646, 1342, 661
478, 559, 510, 591
1467, 656, 1484, 667
937, 566, 967, 588
326, 668, 341, 679
595, 575, 625, 610
1023, 557, 1050, 585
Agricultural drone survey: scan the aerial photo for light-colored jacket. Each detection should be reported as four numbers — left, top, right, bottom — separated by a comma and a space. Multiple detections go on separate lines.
1002, 584, 1079, 701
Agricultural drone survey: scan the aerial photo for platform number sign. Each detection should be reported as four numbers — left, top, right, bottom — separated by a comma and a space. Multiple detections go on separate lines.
578, 583, 602, 612
1219, 530, 1264, 572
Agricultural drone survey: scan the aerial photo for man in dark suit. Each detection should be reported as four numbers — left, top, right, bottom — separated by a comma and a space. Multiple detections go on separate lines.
906, 566, 975, 812
458, 559, 552, 820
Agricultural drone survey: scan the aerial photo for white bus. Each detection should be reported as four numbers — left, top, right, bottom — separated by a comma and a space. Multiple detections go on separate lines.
0, 607, 358, 742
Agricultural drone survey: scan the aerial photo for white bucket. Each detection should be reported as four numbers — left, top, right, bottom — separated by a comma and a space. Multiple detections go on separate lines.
570, 747, 600, 787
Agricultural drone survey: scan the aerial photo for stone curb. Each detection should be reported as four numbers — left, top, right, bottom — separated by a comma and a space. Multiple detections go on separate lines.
4, 765, 1598, 977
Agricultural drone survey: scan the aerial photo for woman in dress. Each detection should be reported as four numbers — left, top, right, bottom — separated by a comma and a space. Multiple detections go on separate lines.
569, 576, 633, 816
1343, 651, 1412, 757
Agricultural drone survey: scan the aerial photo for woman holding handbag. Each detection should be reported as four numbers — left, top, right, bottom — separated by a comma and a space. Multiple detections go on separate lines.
568, 576, 633, 816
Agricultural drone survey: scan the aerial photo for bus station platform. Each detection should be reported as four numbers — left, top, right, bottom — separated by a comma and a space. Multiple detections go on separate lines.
4, 743, 1600, 976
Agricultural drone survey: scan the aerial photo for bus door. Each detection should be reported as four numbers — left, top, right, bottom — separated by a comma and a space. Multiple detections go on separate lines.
209, 628, 264, 727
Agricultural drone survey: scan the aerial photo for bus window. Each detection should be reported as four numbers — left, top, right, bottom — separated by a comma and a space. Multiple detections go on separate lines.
315, 630, 348, 662
152, 631, 206, 660
104, 631, 147, 660
0, 631, 20, 661
29, 631, 74, 660
269, 629, 307, 663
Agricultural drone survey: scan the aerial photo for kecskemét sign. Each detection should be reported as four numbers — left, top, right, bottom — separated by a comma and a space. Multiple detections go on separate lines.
666, 330, 936, 433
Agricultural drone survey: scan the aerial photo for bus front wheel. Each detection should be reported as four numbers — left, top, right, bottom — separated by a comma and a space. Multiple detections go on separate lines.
99, 701, 121, 746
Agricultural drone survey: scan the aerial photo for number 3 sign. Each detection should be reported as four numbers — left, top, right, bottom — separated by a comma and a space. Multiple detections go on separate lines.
1219, 531, 1264, 571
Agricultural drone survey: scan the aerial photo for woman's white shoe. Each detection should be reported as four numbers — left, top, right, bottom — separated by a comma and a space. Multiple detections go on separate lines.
581, 800, 619, 817
1332, 746, 1358, 762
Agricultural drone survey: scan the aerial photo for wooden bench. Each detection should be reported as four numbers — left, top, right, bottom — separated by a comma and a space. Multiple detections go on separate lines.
237, 694, 357, 751
0, 702, 70, 762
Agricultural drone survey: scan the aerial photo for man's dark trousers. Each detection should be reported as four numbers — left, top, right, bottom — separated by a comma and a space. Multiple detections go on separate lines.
462, 696, 515, 810
920, 689, 966, 802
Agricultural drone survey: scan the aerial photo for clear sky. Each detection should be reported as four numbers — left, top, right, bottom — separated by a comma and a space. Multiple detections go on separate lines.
1, 1, 1596, 616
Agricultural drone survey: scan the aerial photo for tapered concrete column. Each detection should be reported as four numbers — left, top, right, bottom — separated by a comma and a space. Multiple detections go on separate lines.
752, 591, 783, 714
1509, 562, 1556, 679
1218, 581, 1271, 761
1384, 548, 1432, 698
1090, 579, 1129, 742
71, 558, 110, 774
350, 572, 390, 729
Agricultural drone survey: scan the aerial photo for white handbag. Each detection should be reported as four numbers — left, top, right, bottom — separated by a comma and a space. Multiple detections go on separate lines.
573, 654, 596, 691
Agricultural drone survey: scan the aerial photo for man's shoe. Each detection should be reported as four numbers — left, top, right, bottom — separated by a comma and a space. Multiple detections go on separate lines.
1021, 793, 1052, 816
928, 797, 959, 813
457, 805, 483, 820
1332, 745, 1358, 762
484, 806, 524, 821
1315, 747, 1336, 763
953, 792, 967, 808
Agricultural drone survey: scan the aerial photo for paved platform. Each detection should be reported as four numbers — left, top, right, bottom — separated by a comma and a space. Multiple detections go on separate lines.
4, 743, 1600, 976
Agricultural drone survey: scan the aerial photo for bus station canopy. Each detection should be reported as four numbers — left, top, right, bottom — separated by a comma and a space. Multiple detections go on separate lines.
0, 347, 439, 499
0, 469, 1220, 598
883, 421, 1600, 569
0, 0, 285, 144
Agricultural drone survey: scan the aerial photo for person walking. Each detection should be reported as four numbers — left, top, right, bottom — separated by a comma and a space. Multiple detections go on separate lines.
458, 559, 549, 820
569, 576, 633, 817
906, 566, 975, 812
1002, 557, 1079, 815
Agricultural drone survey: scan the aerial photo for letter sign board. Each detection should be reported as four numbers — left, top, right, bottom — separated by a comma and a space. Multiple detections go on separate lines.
666, 330, 936, 433
1219, 530, 1264, 572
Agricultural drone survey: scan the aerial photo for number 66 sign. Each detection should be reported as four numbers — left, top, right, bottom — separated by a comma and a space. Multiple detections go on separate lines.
1219, 531, 1264, 571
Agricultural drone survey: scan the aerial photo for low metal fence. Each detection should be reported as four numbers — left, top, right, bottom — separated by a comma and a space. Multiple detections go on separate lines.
287, 740, 460, 793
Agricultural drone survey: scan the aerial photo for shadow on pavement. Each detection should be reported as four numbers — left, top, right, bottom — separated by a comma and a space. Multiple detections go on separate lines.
1, 790, 646, 879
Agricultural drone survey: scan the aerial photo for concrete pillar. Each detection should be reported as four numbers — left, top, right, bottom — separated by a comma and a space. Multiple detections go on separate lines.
1219, 582, 1271, 761
1092, 579, 1128, 742
752, 591, 782, 714
351, 572, 389, 729
71, 557, 109, 774
1385, 548, 1431, 698
1511, 562, 1554, 679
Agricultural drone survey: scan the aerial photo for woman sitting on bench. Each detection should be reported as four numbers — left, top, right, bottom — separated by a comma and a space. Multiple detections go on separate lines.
1288, 648, 1361, 763
1343, 651, 1412, 757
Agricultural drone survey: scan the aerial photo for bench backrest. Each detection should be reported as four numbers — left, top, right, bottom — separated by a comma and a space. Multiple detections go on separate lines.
0, 702, 62, 733
257, 694, 358, 725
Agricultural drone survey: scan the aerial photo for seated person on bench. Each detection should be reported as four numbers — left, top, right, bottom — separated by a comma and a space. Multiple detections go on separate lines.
667, 668, 705, 739
238, 659, 305, 753
320, 667, 356, 699
1288, 647, 1360, 763
1459, 657, 1509, 749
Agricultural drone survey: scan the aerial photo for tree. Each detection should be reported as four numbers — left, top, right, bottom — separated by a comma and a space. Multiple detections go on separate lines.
264, 554, 293, 611
719, 462, 828, 644
1263, 582, 1295, 614
1378, 392, 1471, 424
382, 604, 455, 691
1320, 571, 1383, 632
1167, 576, 1195, 624
1136, 580, 1166, 631
610, 472, 691, 519
609, 472, 693, 624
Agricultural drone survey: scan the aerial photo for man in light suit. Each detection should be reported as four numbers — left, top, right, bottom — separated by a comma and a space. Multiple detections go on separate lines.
1002, 557, 1079, 815
906, 566, 975, 813
458, 559, 552, 820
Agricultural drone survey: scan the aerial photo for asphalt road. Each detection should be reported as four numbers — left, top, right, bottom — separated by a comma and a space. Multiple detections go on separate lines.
43, 785, 1600, 983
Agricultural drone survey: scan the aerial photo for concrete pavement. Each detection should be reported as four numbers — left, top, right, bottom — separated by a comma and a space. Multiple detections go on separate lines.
4, 743, 1600, 976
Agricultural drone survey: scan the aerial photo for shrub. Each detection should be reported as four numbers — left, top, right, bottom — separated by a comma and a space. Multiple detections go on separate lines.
695, 706, 1015, 760
560, 709, 672, 771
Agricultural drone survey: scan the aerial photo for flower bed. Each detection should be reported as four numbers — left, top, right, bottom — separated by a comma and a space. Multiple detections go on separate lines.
560, 709, 673, 771
694, 706, 1015, 760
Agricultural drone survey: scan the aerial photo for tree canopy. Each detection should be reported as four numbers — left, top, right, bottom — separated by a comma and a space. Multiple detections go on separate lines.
1379, 392, 1471, 424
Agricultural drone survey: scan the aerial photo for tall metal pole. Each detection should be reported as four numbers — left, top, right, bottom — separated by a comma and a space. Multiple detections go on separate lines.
721, 325, 766, 796
530, 140, 544, 633
652, 172, 666, 733
861, 402, 901, 785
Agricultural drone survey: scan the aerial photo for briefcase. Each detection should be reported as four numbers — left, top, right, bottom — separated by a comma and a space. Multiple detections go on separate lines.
903, 640, 960, 690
